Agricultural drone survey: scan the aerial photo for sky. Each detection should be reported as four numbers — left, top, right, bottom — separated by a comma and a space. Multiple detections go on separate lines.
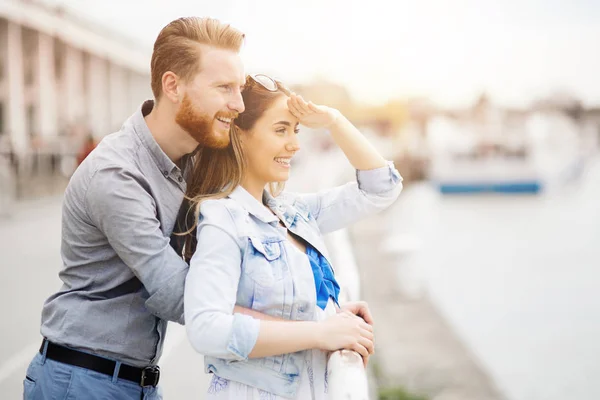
44, 0, 600, 108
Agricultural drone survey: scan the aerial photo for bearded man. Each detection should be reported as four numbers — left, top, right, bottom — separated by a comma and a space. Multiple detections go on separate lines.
23, 17, 247, 400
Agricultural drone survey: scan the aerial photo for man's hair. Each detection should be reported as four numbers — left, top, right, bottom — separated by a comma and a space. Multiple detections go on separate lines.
150, 17, 245, 100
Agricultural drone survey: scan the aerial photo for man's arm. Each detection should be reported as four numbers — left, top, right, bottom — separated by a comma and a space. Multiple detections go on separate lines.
85, 166, 188, 324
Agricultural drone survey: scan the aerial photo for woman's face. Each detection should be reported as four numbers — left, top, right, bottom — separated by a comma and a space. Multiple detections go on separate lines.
241, 95, 301, 186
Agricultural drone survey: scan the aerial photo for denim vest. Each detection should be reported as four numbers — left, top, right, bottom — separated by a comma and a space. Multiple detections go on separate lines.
184, 162, 402, 397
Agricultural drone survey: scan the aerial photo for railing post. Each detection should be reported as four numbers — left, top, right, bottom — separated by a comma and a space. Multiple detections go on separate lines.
328, 349, 370, 399
292, 149, 374, 399
325, 229, 371, 399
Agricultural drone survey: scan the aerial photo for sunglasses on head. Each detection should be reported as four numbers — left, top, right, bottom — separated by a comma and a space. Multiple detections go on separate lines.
247, 74, 279, 92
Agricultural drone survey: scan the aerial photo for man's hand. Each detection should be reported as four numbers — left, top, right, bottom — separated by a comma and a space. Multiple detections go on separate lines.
338, 301, 374, 326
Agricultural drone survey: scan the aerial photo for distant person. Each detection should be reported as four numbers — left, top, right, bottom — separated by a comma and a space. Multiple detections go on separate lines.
76, 133, 97, 165
180, 74, 403, 399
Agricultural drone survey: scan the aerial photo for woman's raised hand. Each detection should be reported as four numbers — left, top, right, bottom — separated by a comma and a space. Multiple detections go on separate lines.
287, 93, 340, 129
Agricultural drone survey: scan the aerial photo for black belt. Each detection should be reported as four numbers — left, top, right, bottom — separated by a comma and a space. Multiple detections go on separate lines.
39, 339, 160, 387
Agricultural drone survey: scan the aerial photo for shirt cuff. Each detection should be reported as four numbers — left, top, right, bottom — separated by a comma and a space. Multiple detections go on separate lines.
226, 313, 261, 361
144, 268, 187, 324
356, 160, 403, 194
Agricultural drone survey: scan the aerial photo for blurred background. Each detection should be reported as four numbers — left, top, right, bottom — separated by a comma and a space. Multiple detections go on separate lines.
1, 0, 599, 399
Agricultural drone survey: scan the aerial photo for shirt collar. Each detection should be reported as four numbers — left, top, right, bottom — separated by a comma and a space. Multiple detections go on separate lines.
228, 186, 279, 224
131, 100, 179, 176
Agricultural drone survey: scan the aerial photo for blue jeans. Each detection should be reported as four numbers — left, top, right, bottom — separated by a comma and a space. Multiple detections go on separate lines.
23, 342, 162, 400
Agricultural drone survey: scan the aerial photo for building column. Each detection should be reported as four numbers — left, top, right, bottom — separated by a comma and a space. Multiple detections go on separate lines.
86, 54, 110, 138
36, 31, 58, 140
63, 45, 85, 128
6, 21, 26, 155
108, 63, 130, 131
129, 71, 151, 113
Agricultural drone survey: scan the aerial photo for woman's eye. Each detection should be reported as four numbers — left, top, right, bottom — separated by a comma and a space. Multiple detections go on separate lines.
294, 129, 300, 134
276, 129, 286, 135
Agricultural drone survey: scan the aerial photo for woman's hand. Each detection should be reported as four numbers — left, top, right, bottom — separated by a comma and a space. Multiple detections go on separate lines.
287, 93, 340, 129
316, 310, 374, 365
338, 301, 374, 326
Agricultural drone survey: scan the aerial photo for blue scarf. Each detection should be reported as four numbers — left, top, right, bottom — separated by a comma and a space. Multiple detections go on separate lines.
306, 245, 340, 310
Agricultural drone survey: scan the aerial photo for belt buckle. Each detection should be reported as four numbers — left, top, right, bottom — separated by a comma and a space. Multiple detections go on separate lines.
140, 365, 160, 387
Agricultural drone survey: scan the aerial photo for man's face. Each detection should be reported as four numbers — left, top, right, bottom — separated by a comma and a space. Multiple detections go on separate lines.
175, 46, 246, 149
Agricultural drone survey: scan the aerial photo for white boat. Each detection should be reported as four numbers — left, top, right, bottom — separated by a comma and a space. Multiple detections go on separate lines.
426, 111, 588, 195
430, 146, 543, 194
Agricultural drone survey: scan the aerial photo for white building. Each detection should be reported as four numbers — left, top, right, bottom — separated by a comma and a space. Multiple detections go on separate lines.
0, 0, 151, 158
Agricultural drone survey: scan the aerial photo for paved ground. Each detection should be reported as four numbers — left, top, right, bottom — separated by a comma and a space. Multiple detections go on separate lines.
349, 201, 506, 400
0, 195, 212, 399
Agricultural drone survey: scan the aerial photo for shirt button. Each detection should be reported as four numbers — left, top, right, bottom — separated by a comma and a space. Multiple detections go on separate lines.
178, 176, 183, 182
163, 170, 168, 177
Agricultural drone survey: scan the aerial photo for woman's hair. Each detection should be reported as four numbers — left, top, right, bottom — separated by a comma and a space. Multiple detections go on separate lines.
174, 76, 291, 262
151, 17, 245, 100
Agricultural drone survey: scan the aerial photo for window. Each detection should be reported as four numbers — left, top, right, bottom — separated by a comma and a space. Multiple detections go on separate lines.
82, 52, 89, 98
0, 102, 4, 135
54, 40, 64, 80
27, 105, 36, 138
22, 29, 36, 87
24, 60, 34, 86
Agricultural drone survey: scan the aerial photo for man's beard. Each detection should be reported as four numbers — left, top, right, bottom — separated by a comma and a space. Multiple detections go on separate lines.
175, 94, 237, 149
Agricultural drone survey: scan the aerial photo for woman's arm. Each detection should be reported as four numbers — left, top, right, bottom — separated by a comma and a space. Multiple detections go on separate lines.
288, 95, 386, 171
250, 311, 374, 359
286, 95, 403, 234
232, 305, 282, 321
184, 201, 258, 361
185, 201, 374, 361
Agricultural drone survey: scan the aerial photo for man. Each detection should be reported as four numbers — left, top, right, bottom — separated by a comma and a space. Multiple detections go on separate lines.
23, 17, 246, 400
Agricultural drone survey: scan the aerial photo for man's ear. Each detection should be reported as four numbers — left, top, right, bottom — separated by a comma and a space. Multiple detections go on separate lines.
162, 71, 181, 103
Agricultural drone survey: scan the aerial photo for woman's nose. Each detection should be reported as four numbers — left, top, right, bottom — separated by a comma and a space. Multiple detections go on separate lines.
286, 134, 300, 152
286, 141, 300, 152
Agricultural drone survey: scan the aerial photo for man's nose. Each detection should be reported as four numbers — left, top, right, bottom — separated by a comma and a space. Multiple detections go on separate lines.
229, 91, 245, 114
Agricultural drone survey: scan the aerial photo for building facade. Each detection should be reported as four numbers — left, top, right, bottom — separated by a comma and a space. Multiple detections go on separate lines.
0, 0, 151, 159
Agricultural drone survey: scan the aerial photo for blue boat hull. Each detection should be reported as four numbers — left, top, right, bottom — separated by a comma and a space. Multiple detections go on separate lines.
436, 181, 543, 194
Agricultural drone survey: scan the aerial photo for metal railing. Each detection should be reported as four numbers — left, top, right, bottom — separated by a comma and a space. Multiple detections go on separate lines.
324, 215, 371, 399
292, 146, 373, 399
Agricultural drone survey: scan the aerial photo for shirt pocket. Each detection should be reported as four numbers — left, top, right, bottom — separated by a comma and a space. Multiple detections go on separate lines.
243, 236, 288, 287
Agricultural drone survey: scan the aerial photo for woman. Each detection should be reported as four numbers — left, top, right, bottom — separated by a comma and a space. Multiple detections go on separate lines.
183, 74, 403, 399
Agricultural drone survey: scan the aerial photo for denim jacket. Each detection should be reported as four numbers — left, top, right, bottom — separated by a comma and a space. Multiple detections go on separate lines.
184, 161, 402, 398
